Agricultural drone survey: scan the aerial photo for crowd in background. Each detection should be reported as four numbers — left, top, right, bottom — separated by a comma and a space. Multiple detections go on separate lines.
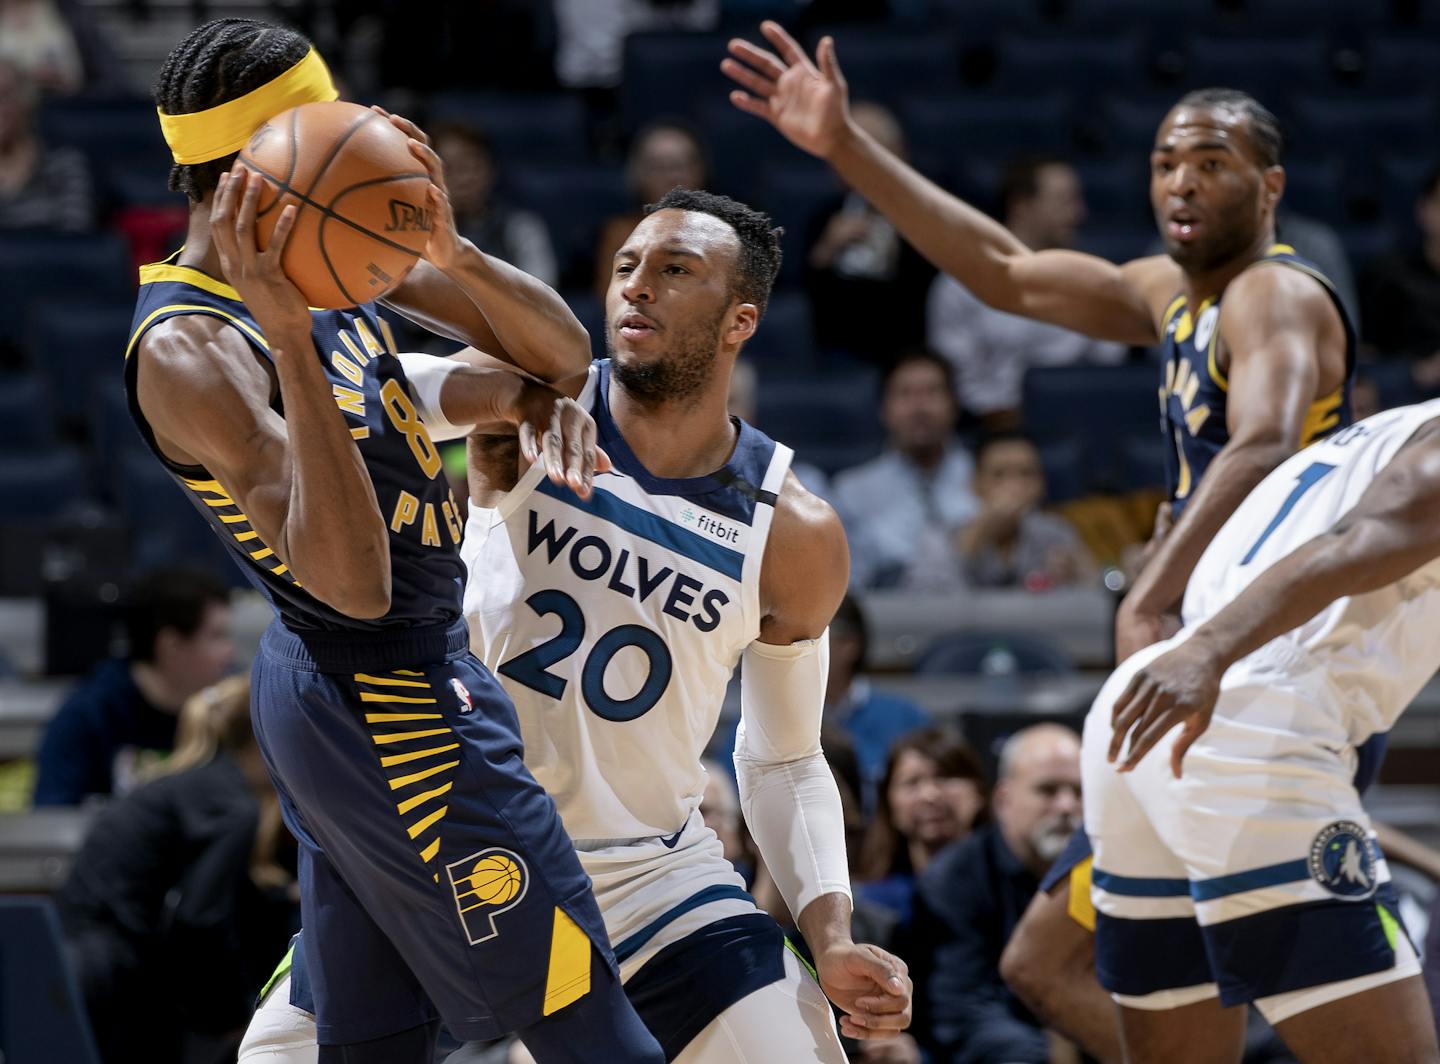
7, 0, 1440, 1061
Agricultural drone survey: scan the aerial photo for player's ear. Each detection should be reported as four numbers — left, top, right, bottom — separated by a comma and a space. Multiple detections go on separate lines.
1262, 165, 1285, 212
725, 302, 759, 346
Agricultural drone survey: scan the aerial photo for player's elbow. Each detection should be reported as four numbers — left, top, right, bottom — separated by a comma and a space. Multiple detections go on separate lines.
999, 935, 1049, 1014
316, 573, 393, 620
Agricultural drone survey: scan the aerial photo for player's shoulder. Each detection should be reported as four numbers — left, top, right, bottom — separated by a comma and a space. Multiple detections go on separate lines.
135, 313, 273, 409
758, 471, 850, 638
771, 469, 845, 553
1221, 255, 1339, 330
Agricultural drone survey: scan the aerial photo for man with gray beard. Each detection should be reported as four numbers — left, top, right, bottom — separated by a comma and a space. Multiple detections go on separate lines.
908, 724, 1083, 1064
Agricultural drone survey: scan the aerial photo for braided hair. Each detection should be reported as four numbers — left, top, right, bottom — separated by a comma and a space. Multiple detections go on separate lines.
152, 18, 312, 202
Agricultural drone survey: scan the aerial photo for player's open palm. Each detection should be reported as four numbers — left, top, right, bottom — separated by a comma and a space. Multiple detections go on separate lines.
1108, 640, 1224, 777
211, 169, 310, 338
723, 21, 850, 159
513, 386, 612, 501
815, 941, 913, 1040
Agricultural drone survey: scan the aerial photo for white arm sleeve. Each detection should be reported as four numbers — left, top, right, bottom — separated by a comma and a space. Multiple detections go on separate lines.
398, 352, 476, 442
734, 631, 852, 920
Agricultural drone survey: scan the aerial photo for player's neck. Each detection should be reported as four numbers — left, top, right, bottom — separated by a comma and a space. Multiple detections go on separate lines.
1180, 228, 1275, 306
176, 199, 225, 280
607, 378, 738, 480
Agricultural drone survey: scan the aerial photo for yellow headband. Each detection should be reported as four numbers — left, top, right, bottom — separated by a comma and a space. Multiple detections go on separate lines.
157, 47, 338, 165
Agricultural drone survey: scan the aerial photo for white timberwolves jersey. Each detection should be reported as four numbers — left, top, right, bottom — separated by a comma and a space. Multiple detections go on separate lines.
464, 360, 793, 844
1182, 398, 1440, 743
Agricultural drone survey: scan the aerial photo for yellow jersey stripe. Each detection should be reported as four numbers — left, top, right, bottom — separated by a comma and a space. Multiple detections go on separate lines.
218, 513, 249, 524
125, 303, 268, 360
359, 692, 437, 704
270, 563, 290, 576
234, 530, 259, 542
371, 727, 451, 746
379, 742, 460, 768
139, 262, 243, 302
1067, 857, 1097, 932
249, 547, 274, 561
542, 908, 592, 1015
201, 495, 237, 508
354, 673, 431, 688
397, 781, 452, 816
407, 805, 447, 839
181, 477, 227, 493
419, 838, 441, 863
388, 759, 460, 790
393, 669, 425, 677
365, 711, 444, 723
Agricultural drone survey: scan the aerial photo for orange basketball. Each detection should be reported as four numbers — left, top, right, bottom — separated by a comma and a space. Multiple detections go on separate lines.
237, 100, 432, 310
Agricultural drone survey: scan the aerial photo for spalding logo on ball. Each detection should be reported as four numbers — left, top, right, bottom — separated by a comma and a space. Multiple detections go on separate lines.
445, 847, 530, 945
237, 100, 432, 310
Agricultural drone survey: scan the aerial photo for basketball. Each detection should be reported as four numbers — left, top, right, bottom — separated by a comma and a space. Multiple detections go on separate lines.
465, 853, 523, 906
236, 100, 432, 309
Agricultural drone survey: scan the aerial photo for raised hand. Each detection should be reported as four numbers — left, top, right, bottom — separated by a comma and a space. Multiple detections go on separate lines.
211, 169, 310, 338
723, 21, 851, 160
372, 105, 464, 272
513, 385, 613, 500
814, 940, 913, 1041
1108, 638, 1223, 777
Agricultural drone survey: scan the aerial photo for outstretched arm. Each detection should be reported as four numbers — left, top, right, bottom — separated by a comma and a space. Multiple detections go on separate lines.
1110, 417, 1440, 775
376, 109, 592, 383
723, 22, 1168, 345
1116, 265, 1344, 658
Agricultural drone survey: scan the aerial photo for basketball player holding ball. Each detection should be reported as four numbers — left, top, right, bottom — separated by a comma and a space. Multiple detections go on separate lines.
128, 18, 663, 1064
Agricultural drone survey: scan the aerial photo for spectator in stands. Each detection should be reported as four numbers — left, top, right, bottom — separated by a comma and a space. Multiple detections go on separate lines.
434, 119, 559, 286
0, 0, 83, 93
33, 567, 232, 806
911, 723, 1082, 1064
1362, 165, 1440, 391
57, 676, 297, 1064
927, 156, 1126, 429
825, 593, 929, 795
728, 356, 831, 499
833, 350, 977, 588
857, 728, 988, 928
593, 120, 709, 294
955, 432, 1093, 590
0, 57, 95, 230
805, 101, 935, 362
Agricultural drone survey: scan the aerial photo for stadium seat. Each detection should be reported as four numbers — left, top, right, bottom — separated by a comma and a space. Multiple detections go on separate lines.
1292, 95, 1439, 164
118, 452, 243, 582
0, 898, 102, 1064
915, 629, 1076, 676
1023, 364, 1161, 493
754, 161, 843, 287
561, 291, 608, 360
504, 164, 630, 286
1378, 154, 1437, 230
808, 29, 959, 109
26, 301, 135, 397
90, 382, 147, 496
1276, 157, 1347, 227
0, 233, 133, 322
1120, 432, 1169, 492
0, 375, 55, 451
0, 447, 88, 520
619, 34, 737, 132
1074, 160, 1150, 230
900, 95, 1072, 170
429, 92, 590, 166
756, 371, 883, 474
1361, 361, 1419, 412
1037, 439, 1087, 503
1100, 93, 1181, 156
742, 291, 818, 378
1364, 37, 1440, 93
991, 32, 1146, 95
1182, 35, 1334, 106
699, 101, 812, 202
1051, 0, 1214, 33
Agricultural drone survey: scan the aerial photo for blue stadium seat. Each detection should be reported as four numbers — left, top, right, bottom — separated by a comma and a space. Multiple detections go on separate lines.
620, 33, 736, 132
1052, 0, 1214, 33
1293, 95, 1439, 163
1241, 0, 1395, 35
929, 0, 1044, 35
118, 452, 242, 582
698, 101, 808, 202
505, 164, 630, 283
1378, 154, 1437, 230
0, 375, 55, 450
756, 371, 883, 474
561, 291, 608, 360
992, 32, 1146, 94
0, 233, 132, 323
0, 447, 87, 520
1074, 160, 1150, 230
1360, 361, 1419, 412
26, 301, 135, 396
1182, 36, 1333, 106
1276, 157, 1346, 227
915, 629, 1075, 676
40, 97, 175, 211
1023, 364, 1161, 493
0, 898, 102, 1064
1120, 432, 1169, 492
900, 95, 1071, 169
1077, 226, 1156, 269
1100, 93, 1180, 156
90, 382, 147, 496
810, 30, 959, 108
1038, 439, 1087, 503
1364, 37, 1440, 92
429, 92, 590, 166
742, 292, 818, 378
755, 162, 843, 287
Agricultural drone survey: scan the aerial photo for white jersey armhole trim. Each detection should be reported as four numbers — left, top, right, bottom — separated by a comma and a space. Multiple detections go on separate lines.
742, 442, 795, 640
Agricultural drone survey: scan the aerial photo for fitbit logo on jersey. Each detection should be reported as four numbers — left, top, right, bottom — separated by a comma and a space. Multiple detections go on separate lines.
525, 511, 730, 632
691, 512, 739, 543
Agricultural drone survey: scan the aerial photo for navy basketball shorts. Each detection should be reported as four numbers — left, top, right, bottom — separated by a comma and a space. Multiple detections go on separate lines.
250, 619, 614, 1046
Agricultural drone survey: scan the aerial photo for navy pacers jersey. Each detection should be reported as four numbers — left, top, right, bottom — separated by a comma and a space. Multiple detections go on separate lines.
1158, 243, 1356, 515
124, 257, 466, 631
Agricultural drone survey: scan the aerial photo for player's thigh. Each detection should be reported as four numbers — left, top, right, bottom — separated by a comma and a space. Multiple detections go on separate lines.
1116, 996, 1247, 1064
239, 974, 319, 1064
672, 950, 845, 1064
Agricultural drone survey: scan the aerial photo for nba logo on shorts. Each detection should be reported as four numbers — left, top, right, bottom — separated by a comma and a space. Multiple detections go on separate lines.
1308, 821, 1377, 898
450, 677, 473, 714
446, 847, 530, 945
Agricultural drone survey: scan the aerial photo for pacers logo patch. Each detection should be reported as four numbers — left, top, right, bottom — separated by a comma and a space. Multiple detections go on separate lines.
447, 848, 529, 945
1308, 821, 1377, 898
450, 677, 473, 714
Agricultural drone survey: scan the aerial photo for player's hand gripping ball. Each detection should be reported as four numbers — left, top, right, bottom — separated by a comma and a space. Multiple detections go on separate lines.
236, 100, 432, 309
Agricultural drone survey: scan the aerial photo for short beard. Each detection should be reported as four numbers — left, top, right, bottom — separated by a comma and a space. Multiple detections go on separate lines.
608, 310, 725, 407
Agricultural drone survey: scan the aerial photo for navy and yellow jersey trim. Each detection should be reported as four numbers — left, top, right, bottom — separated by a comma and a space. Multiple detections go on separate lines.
1159, 243, 1356, 513
124, 254, 466, 632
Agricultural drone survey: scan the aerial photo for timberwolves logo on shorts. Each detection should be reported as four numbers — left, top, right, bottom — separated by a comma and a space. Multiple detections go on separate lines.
1308, 821, 1377, 898
446, 847, 529, 944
